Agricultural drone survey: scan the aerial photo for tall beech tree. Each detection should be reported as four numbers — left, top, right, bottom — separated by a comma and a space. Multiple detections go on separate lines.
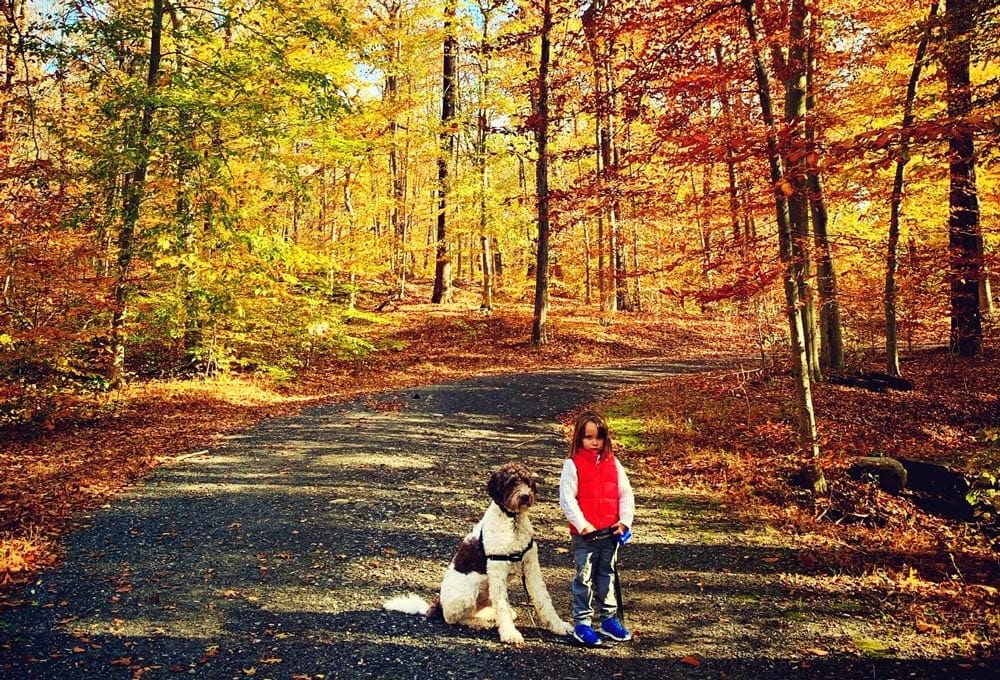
581, 1, 627, 315
741, 0, 823, 487
379, 1, 409, 298
942, 0, 983, 357
804, 15, 844, 372
471, 0, 505, 311
1, 0, 24, 146
531, 0, 553, 347
887, 1, 939, 377
108, 0, 165, 386
432, 0, 457, 304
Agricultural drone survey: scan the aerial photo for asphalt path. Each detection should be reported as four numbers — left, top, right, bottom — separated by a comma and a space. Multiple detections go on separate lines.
1, 360, 994, 679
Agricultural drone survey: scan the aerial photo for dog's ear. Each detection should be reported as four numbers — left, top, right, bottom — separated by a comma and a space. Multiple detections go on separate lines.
486, 467, 504, 505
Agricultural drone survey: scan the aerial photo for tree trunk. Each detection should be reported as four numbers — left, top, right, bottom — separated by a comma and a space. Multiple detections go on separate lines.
741, 0, 823, 489
109, 0, 164, 386
770, 31, 820, 384
805, 20, 844, 372
476, 4, 495, 311
583, 1, 621, 316
432, 0, 457, 304
165, 5, 203, 374
386, 4, 407, 299
886, 0, 938, 377
583, 215, 592, 305
531, 0, 552, 346
1, 0, 25, 146
631, 221, 642, 311
783, 0, 825, 488
980, 258, 995, 317
714, 42, 744, 244
943, 0, 982, 357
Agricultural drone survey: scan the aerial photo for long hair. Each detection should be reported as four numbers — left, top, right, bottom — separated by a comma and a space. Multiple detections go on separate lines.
569, 410, 612, 458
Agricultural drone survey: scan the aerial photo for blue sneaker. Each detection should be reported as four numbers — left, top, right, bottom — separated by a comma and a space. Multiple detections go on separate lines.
572, 623, 602, 647
599, 617, 632, 641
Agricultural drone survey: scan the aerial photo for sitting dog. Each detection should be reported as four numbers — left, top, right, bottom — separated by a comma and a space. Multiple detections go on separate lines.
384, 462, 573, 645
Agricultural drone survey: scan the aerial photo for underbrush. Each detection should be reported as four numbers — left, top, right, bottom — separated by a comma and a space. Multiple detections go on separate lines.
601, 349, 999, 655
0, 302, 712, 598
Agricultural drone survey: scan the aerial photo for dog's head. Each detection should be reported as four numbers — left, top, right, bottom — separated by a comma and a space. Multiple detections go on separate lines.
487, 462, 538, 515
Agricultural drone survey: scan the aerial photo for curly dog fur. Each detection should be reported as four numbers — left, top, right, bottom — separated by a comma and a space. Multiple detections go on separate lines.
384, 462, 572, 645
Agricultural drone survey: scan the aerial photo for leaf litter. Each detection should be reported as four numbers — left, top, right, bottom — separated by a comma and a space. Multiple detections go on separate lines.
1, 295, 997, 676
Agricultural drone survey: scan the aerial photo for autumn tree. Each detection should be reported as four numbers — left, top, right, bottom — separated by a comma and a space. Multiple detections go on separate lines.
432, 0, 457, 304
470, 0, 506, 311
531, 0, 553, 346
2, 0, 999, 434
804, 14, 844, 372
941, 0, 984, 357
581, 1, 623, 315
886, 1, 939, 377
739, 0, 823, 488
376, 1, 410, 298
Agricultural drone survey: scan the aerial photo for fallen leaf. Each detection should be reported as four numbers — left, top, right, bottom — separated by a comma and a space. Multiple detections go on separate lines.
969, 584, 998, 597
110, 657, 132, 667
804, 647, 829, 656
679, 655, 702, 667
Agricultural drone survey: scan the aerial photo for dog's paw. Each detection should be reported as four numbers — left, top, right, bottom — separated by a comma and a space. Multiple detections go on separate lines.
500, 627, 525, 646
551, 620, 574, 636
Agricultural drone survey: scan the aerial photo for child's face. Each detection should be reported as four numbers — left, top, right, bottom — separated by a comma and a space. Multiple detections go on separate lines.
580, 421, 605, 452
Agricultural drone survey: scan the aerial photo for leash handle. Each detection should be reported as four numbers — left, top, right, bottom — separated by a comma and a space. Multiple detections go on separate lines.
585, 526, 633, 545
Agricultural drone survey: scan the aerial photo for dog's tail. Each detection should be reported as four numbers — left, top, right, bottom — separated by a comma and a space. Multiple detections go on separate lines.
383, 593, 441, 619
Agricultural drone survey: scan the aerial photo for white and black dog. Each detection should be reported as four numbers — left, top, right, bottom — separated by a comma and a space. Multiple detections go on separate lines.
384, 462, 572, 645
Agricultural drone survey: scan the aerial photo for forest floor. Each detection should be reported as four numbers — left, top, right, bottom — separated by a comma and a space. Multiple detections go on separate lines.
1, 282, 998, 676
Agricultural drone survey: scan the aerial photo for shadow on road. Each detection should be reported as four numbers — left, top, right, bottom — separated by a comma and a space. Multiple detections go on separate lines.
2, 362, 996, 678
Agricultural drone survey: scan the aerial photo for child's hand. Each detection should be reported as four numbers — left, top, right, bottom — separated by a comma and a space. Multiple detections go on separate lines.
580, 523, 597, 536
613, 523, 629, 536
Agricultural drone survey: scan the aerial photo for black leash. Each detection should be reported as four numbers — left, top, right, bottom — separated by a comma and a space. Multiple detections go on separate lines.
585, 527, 629, 624
612, 547, 625, 623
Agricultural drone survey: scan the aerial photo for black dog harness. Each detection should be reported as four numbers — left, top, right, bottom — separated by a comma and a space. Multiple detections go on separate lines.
478, 527, 535, 562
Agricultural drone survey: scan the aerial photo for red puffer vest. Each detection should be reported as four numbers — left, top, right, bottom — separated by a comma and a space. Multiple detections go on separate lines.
570, 448, 619, 534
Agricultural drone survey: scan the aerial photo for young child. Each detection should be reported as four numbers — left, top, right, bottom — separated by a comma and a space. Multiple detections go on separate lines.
559, 410, 635, 646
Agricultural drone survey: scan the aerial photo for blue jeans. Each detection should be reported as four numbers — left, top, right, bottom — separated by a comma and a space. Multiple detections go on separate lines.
571, 533, 620, 626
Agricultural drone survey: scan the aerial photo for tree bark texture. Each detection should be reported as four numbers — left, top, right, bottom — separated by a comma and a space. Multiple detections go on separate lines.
110, 0, 164, 386
531, 0, 552, 346
886, 0, 939, 377
805, 22, 844, 372
943, 0, 982, 356
432, 0, 457, 304
742, 0, 822, 479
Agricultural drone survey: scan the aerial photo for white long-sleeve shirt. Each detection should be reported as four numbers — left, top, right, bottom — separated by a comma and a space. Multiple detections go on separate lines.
559, 456, 635, 533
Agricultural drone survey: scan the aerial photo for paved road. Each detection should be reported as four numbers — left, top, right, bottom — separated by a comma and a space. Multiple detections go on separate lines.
1, 361, 993, 679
